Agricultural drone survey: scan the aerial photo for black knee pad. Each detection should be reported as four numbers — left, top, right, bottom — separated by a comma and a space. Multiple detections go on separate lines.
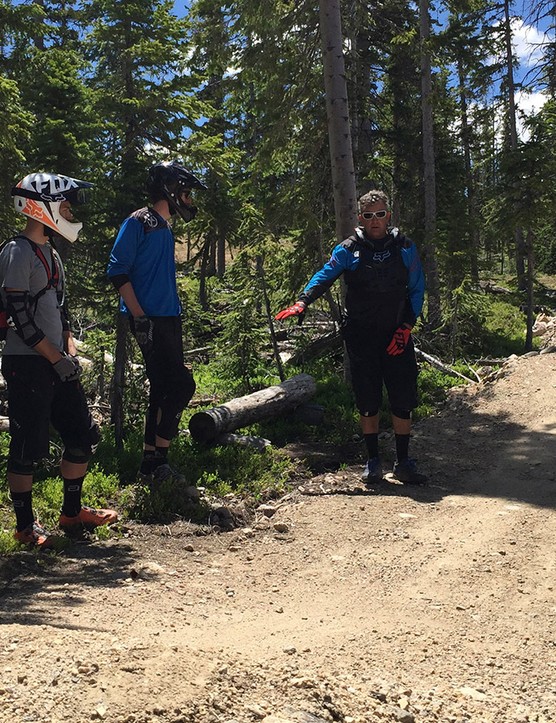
390, 407, 411, 420
63, 447, 92, 464
7, 458, 35, 475
174, 367, 196, 408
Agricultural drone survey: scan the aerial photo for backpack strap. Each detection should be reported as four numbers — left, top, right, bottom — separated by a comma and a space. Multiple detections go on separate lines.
11, 234, 62, 310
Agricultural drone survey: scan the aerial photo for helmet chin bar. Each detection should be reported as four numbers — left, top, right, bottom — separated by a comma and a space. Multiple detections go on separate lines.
43, 220, 80, 243
164, 190, 198, 223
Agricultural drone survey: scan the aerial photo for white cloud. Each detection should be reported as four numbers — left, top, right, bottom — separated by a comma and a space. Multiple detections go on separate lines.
516, 89, 547, 116
511, 17, 551, 67
516, 89, 547, 140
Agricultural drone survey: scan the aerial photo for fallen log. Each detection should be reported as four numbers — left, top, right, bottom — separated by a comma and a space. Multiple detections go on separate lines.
415, 347, 477, 384
188, 373, 317, 443
286, 329, 342, 366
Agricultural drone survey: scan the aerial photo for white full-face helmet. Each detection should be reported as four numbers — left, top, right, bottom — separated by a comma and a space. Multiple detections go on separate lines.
11, 172, 93, 243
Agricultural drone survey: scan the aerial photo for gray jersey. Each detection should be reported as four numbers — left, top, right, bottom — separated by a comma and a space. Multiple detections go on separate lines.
0, 236, 65, 355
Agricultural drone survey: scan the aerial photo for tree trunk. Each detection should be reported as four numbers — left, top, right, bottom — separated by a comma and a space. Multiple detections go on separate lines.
111, 313, 128, 449
216, 229, 226, 278
503, 0, 526, 290
318, 0, 358, 241
457, 58, 479, 284
256, 255, 285, 382
188, 374, 317, 443
199, 237, 211, 311
524, 228, 535, 351
419, 0, 442, 328
318, 0, 357, 382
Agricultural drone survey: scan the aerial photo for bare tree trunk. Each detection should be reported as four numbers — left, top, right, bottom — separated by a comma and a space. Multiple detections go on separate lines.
216, 230, 226, 278
256, 255, 285, 382
503, 0, 526, 290
318, 0, 357, 381
199, 237, 211, 311
420, 0, 442, 329
318, 0, 358, 241
524, 228, 535, 351
457, 59, 479, 284
110, 29, 139, 449
111, 314, 128, 449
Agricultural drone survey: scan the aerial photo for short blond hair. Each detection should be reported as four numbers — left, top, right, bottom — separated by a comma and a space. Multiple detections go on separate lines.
359, 190, 389, 211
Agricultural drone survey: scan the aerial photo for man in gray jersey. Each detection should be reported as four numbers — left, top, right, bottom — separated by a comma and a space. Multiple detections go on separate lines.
0, 172, 117, 548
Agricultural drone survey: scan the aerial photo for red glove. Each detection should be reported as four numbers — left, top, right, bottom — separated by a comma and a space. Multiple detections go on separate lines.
275, 301, 306, 323
387, 325, 412, 356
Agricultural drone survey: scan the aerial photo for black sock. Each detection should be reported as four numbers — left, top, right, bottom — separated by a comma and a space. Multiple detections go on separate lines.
364, 433, 379, 459
139, 451, 157, 475
11, 490, 34, 532
140, 448, 168, 474
395, 434, 410, 462
62, 476, 85, 517
153, 447, 169, 469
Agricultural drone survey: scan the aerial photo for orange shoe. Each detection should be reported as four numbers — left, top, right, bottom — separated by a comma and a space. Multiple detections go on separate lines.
14, 521, 61, 550
59, 506, 118, 534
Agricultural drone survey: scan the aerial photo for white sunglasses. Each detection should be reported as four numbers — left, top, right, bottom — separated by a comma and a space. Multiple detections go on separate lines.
361, 210, 388, 220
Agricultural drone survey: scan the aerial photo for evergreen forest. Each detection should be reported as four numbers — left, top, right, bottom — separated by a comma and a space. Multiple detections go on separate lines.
0, 0, 555, 539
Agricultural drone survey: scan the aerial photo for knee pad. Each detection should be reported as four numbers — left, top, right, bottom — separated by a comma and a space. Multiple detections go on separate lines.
62, 447, 92, 464
390, 407, 411, 420
175, 367, 196, 408
7, 457, 35, 475
360, 408, 379, 417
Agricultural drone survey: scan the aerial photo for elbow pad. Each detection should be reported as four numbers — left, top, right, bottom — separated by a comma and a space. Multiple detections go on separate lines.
6, 291, 46, 347
109, 274, 130, 291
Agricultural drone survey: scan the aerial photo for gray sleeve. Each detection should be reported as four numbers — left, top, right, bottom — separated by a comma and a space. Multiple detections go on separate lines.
1, 240, 33, 291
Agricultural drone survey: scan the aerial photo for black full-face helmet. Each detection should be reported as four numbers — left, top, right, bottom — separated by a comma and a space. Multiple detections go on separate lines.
146, 160, 207, 222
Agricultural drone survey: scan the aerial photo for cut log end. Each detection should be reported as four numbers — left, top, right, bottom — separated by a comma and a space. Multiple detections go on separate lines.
188, 412, 219, 443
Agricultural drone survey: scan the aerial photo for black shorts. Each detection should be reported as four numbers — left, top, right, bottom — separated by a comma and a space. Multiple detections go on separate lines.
1, 355, 99, 462
343, 324, 418, 415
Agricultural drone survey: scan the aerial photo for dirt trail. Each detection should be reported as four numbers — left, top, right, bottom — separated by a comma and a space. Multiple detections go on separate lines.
1, 353, 556, 723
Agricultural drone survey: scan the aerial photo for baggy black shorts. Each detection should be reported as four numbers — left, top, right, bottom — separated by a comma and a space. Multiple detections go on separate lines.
1, 355, 98, 462
343, 324, 418, 415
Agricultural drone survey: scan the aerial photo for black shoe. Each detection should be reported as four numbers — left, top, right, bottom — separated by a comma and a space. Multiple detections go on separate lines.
362, 457, 383, 485
392, 458, 428, 485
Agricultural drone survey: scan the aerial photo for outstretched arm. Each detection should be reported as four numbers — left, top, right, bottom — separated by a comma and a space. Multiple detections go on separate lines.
275, 243, 357, 322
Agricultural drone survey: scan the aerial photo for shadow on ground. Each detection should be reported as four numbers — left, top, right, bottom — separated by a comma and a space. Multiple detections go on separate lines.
0, 538, 138, 628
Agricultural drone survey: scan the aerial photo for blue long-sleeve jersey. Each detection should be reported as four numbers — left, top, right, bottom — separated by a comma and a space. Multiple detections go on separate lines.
299, 227, 425, 330
107, 208, 181, 316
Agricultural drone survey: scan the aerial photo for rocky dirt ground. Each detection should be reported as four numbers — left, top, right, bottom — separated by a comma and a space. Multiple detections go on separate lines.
1, 352, 556, 723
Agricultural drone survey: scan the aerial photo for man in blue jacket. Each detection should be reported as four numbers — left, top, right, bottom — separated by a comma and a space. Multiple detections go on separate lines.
107, 161, 206, 483
276, 190, 427, 485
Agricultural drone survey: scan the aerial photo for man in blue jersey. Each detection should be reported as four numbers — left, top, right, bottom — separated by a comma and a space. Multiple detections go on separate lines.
276, 190, 427, 485
107, 161, 206, 482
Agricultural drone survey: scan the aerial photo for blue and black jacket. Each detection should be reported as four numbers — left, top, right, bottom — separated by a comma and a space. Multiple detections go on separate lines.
298, 227, 425, 331
107, 207, 181, 317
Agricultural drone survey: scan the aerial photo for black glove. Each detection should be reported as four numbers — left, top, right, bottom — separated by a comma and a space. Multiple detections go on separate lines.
133, 315, 154, 357
52, 352, 81, 382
